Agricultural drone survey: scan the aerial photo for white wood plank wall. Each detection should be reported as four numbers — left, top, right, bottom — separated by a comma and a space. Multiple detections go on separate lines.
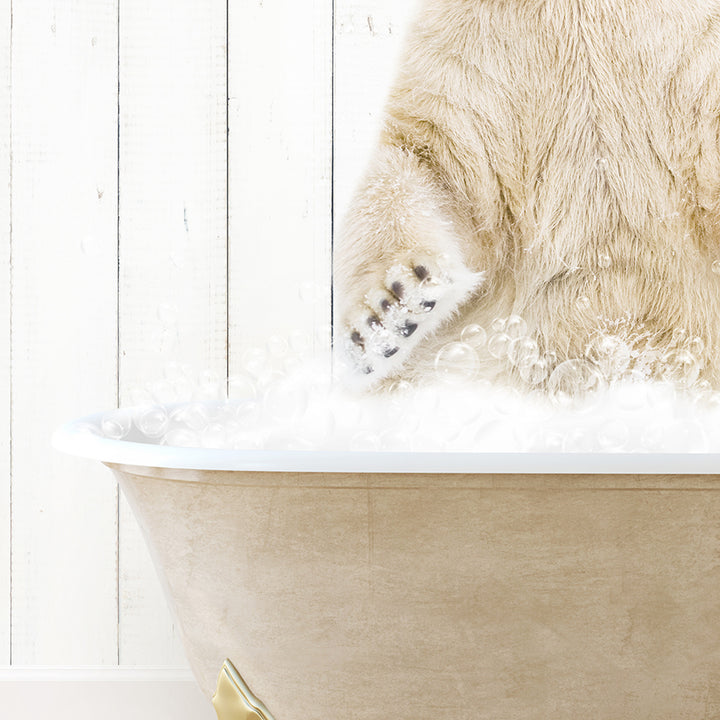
0, 0, 417, 685
118, 0, 227, 667
11, 0, 119, 665
0, 0, 10, 669
228, 0, 333, 365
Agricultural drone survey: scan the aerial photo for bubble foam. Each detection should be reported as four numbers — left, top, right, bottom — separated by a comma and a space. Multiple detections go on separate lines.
88, 362, 720, 454
91, 316, 720, 454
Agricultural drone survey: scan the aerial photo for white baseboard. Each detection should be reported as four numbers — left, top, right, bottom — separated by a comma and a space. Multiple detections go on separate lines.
0, 667, 217, 720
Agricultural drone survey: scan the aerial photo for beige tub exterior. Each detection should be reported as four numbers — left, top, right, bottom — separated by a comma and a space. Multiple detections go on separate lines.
107, 463, 720, 720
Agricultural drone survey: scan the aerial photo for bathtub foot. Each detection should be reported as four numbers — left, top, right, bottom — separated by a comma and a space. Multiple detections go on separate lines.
212, 659, 276, 720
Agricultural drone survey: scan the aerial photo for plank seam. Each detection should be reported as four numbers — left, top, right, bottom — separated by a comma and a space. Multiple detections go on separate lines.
330, 0, 336, 350
115, 0, 121, 667
7, 0, 12, 669
225, 0, 230, 384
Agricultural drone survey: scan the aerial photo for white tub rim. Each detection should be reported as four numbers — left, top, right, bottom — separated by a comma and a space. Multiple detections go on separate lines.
52, 409, 720, 475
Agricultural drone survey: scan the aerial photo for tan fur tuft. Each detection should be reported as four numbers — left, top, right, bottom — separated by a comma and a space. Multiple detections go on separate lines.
335, 0, 720, 389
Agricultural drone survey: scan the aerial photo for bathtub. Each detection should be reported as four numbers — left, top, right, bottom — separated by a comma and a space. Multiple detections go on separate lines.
54, 410, 720, 720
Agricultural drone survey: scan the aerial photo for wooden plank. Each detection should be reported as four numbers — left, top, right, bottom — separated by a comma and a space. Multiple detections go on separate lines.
228, 0, 333, 367
10, 1, 119, 664
0, 0, 9, 666
333, 0, 419, 221
118, 0, 227, 665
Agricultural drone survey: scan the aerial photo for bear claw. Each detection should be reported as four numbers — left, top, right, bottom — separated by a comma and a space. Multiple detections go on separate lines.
398, 321, 418, 337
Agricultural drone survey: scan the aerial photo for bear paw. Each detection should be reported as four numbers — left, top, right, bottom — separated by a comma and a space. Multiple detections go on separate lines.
337, 254, 484, 386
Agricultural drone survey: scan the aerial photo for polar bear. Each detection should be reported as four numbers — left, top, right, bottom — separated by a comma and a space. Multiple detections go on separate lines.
334, 0, 720, 392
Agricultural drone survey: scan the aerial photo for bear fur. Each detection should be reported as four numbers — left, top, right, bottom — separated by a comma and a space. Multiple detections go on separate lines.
334, 0, 720, 391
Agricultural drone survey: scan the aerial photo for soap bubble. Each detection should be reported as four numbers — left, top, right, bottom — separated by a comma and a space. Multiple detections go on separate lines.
671, 328, 688, 347
281, 437, 315, 451
88, 317, 720, 456
508, 336, 539, 366
135, 405, 170, 438
518, 355, 550, 386
163, 362, 194, 399
256, 369, 286, 392
101, 410, 132, 440
150, 379, 178, 405
76, 421, 103, 437
505, 315, 528, 340
350, 431, 382, 451
387, 381, 415, 422
195, 370, 225, 402
201, 422, 227, 449
576, 296, 591, 311
162, 428, 200, 448
490, 317, 506, 333
563, 427, 595, 452
418, 275, 443, 301
434, 342, 480, 383
598, 252, 612, 268
713, 260, 720, 275
126, 384, 154, 408
693, 383, 720, 412
283, 354, 305, 375
640, 422, 665, 451
487, 333, 512, 359
490, 386, 522, 416
289, 331, 311, 356
540, 430, 565, 452
171, 402, 210, 431
298, 402, 336, 445
389, 379, 413, 395
226, 373, 257, 402
263, 379, 309, 422
662, 349, 701, 388
670, 420, 708, 452
230, 430, 266, 450
379, 430, 414, 452
548, 359, 605, 408
687, 336, 705, 356
643, 419, 707, 452
234, 399, 261, 425
240, 347, 268, 377
460, 324, 487, 349
598, 420, 629, 452
584, 334, 631, 379
409, 385, 442, 426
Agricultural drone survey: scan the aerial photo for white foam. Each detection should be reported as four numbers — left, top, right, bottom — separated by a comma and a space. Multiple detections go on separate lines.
90, 360, 720, 454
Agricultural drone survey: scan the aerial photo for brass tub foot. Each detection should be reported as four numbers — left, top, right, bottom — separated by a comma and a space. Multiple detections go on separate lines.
212, 659, 276, 720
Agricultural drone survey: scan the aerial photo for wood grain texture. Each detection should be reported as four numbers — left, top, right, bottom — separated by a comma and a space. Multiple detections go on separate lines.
10, 0, 119, 664
0, 0, 10, 666
333, 0, 418, 222
228, 0, 332, 365
118, 0, 227, 666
